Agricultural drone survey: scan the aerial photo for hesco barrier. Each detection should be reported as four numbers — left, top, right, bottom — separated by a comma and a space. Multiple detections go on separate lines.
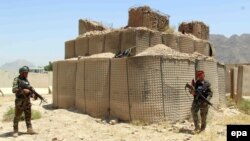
104, 31, 121, 54
162, 33, 179, 51
65, 40, 75, 59
127, 56, 164, 122
56, 60, 77, 109
53, 56, 221, 123
110, 58, 130, 121
194, 40, 210, 56
52, 62, 58, 108
237, 65, 250, 97
150, 31, 162, 46
162, 58, 195, 121
84, 58, 110, 118
196, 60, 219, 106
121, 28, 150, 56
75, 36, 89, 56
217, 63, 226, 106
89, 34, 105, 55
75, 59, 85, 112
178, 35, 194, 54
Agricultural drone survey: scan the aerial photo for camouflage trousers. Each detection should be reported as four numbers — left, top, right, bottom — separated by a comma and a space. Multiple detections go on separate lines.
191, 100, 209, 131
13, 98, 32, 131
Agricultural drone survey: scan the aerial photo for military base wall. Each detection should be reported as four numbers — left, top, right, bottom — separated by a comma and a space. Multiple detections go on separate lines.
65, 28, 215, 60
237, 65, 250, 97
54, 6, 227, 123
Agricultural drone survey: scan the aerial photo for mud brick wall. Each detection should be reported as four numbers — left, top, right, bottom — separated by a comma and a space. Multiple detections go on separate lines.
178, 21, 209, 40
128, 6, 169, 32
79, 19, 106, 35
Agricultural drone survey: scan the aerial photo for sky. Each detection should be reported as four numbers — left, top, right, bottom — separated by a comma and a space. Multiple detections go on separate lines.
0, 0, 249, 66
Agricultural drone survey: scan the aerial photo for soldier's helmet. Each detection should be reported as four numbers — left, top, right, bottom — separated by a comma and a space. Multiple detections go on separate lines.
19, 66, 30, 73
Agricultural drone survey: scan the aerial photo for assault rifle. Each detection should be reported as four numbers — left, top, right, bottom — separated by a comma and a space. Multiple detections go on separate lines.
19, 81, 47, 105
185, 83, 214, 107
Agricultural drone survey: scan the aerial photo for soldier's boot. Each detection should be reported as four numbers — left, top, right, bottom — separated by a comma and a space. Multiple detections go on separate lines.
200, 123, 206, 132
27, 128, 37, 135
13, 127, 18, 137
192, 122, 200, 134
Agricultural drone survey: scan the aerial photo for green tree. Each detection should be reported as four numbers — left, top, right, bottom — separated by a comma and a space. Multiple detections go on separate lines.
44, 61, 53, 71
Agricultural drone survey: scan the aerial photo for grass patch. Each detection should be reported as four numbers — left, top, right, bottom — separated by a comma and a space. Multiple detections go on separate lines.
2, 106, 42, 122
238, 98, 250, 114
226, 96, 250, 115
226, 96, 236, 107
216, 113, 250, 125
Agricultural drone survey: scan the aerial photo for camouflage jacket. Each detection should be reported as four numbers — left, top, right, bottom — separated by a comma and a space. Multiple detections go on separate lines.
12, 75, 30, 99
194, 80, 213, 102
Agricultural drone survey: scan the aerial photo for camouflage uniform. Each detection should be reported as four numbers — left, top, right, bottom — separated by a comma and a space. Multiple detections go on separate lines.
191, 80, 213, 131
12, 76, 32, 132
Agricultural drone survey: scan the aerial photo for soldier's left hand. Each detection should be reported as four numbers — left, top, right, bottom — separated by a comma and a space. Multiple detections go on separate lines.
32, 94, 38, 100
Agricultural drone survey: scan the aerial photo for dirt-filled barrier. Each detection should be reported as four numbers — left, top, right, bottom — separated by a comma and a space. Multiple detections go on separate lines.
65, 39, 75, 59
121, 28, 150, 56
89, 34, 105, 55
84, 58, 110, 118
178, 35, 194, 54
127, 56, 164, 122
52, 62, 58, 108
104, 31, 121, 54
196, 59, 219, 106
75, 36, 89, 56
55, 60, 77, 109
110, 58, 130, 121
162, 33, 179, 51
75, 59, 86, 112
217, 63, 226, 106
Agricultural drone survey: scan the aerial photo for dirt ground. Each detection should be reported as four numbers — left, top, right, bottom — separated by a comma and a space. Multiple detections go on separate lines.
0, 94, 250, 141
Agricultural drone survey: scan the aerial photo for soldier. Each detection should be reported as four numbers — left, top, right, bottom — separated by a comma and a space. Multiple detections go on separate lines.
12, 66, 37, 137
0, 89, 4, 96
191, 70, 213, 133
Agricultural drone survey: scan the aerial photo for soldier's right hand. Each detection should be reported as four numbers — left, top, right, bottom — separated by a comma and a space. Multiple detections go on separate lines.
22, 89, 30, 94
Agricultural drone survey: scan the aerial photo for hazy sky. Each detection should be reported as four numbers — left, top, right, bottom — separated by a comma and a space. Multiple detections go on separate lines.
0, 0, 249, 66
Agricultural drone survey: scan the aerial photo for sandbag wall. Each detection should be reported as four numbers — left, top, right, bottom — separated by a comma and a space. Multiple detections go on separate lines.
217, 63, 226, 106
196, 60, 220, 106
